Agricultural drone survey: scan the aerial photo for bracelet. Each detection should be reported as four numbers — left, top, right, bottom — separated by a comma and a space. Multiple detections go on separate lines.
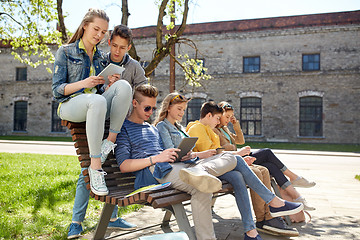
149, 156, 154, 165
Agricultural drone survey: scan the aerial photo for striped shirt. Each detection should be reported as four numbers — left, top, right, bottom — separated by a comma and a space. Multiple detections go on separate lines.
115, 119, 164, 188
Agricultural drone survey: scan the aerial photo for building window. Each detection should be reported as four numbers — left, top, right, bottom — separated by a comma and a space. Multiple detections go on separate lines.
302, 54, 320, 71
14, 101, 27, 131
51, 102, 66, 132
186, 98, 205, 124
140, 61, 154, 76
299, 96, 323, 137
16, 67, 27, 81
243, 56, 260, 73
240, 97, 262, 135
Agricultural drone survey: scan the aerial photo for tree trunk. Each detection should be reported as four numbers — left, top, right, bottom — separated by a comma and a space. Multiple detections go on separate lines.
121, 0, 130, 25
56, 0, 68, 43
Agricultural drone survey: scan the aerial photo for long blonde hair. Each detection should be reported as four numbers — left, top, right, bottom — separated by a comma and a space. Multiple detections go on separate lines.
68, 8, 109, 44
153, 92, 189, 126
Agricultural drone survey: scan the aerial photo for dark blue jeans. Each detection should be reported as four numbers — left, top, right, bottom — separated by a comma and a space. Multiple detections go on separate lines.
251, 148, 291, 189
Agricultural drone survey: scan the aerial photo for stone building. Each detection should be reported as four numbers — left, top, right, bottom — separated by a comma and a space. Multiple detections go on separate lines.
0, 10, 359, 144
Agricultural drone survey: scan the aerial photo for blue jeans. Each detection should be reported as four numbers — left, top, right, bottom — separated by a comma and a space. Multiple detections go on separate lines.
72, 168, 118, 222
218, 156, 276, 232
70, 81, 132, 221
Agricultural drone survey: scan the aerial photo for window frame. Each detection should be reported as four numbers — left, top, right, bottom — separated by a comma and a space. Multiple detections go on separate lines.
243, 56, 260, 73
186, 98, 205, 125
13, 101, 28, 132
299, 96, 323, 137
302, 53, 320, 71
51, 101, 66, 133
240, 97, 262, 136
16, 67, 27, 81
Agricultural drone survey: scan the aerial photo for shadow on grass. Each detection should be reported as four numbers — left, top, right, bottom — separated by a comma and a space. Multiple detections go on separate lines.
31, 180, 76, 213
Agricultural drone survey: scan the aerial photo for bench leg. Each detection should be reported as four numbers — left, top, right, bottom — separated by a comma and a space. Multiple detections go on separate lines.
270, 178, 292, 226
162, 206, 174, 227
172, 203, 196, 240
93, 203, 115, 240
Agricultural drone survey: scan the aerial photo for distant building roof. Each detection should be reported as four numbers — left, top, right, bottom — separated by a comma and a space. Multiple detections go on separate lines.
132, 10, 360, 38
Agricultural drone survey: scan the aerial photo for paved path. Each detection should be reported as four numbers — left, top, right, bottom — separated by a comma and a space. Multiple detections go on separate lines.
1, 141, 359, 239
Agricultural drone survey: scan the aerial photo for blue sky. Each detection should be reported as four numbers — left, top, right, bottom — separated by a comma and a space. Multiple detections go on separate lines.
63, 0, 360, 32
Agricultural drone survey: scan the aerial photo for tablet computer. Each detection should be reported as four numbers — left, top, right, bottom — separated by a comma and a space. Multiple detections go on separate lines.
97, 63, 125, 85
175, 137, 198, 162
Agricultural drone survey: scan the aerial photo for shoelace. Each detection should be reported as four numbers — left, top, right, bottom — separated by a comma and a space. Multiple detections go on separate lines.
92, 169, 107, 187
103, 142, 117, 155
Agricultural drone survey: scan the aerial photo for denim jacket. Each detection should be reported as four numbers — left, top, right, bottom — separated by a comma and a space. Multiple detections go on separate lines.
156, 119, 198, 165
52, 39, 108, 102
156, 119, 189, 149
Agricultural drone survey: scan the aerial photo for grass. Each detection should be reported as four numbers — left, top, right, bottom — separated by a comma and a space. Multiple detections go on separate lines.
0, 153, 141, 239
0, 136, 72, 142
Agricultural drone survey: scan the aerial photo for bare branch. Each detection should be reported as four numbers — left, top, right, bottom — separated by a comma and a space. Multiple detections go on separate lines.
0, 12, 24, 28
174, 0, 189, 38
121, 0, 130, 25
156, 0, 169, 50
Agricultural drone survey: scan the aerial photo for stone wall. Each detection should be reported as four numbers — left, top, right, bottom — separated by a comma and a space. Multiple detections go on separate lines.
0, 13, 358, 144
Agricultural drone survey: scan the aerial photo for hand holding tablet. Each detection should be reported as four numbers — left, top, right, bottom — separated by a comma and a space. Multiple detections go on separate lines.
175, 137, 198, 162
97, 63, 125, 85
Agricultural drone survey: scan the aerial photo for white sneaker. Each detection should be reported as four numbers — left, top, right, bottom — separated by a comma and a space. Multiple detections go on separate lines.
295, 196, 316, 211
179, 167, 222, 193
88, 167, 109, 196
291, 176, 316, 188
101, 139, 117, 164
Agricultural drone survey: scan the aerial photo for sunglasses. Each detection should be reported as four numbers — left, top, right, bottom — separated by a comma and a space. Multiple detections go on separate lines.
222, 103, 234, 110
144, 105, 157, 112
170, 94, 186, 103
135, 99, 157, 112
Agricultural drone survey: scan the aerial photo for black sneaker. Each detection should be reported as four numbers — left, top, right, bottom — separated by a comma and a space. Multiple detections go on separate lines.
263, 217, 299, 237
256, 220, 280, 236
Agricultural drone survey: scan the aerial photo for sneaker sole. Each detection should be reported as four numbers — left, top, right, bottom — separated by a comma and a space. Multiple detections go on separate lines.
256, 227, 281, 236
270, 204, 304, 217
90, 185, 109, 196
263, 225, 300, 237
291, 183, 316, 188
107, 226, 137, 230
303, 206, 316, 211
67, 234, 82, 239
179, 169, 221, 193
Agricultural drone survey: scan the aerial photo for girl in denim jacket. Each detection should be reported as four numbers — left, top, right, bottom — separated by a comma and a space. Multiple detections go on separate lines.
52, 9, 132, 197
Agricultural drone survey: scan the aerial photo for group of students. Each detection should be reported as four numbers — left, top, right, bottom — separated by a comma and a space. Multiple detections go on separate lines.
52, 8, 316, 240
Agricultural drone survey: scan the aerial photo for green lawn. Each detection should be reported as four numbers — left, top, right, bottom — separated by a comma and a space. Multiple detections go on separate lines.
0, 136, 72, 142
0, 153, 140, 239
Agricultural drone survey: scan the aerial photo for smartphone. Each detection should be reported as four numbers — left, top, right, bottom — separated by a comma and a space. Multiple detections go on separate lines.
216, 147, 225, 154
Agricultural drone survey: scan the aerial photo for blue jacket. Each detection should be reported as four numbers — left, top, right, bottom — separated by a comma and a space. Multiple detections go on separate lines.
156, 119, 189, 149
52, 39, 108, 102
156, 119, 198, 164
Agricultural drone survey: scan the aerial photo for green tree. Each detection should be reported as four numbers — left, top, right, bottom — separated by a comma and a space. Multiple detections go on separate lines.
1, 0, 210, 89
0, 0, 67, 73
122, 0, 211, 89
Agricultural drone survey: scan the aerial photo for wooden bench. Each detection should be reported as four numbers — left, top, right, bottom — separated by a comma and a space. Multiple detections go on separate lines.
61, 120, 235, 240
